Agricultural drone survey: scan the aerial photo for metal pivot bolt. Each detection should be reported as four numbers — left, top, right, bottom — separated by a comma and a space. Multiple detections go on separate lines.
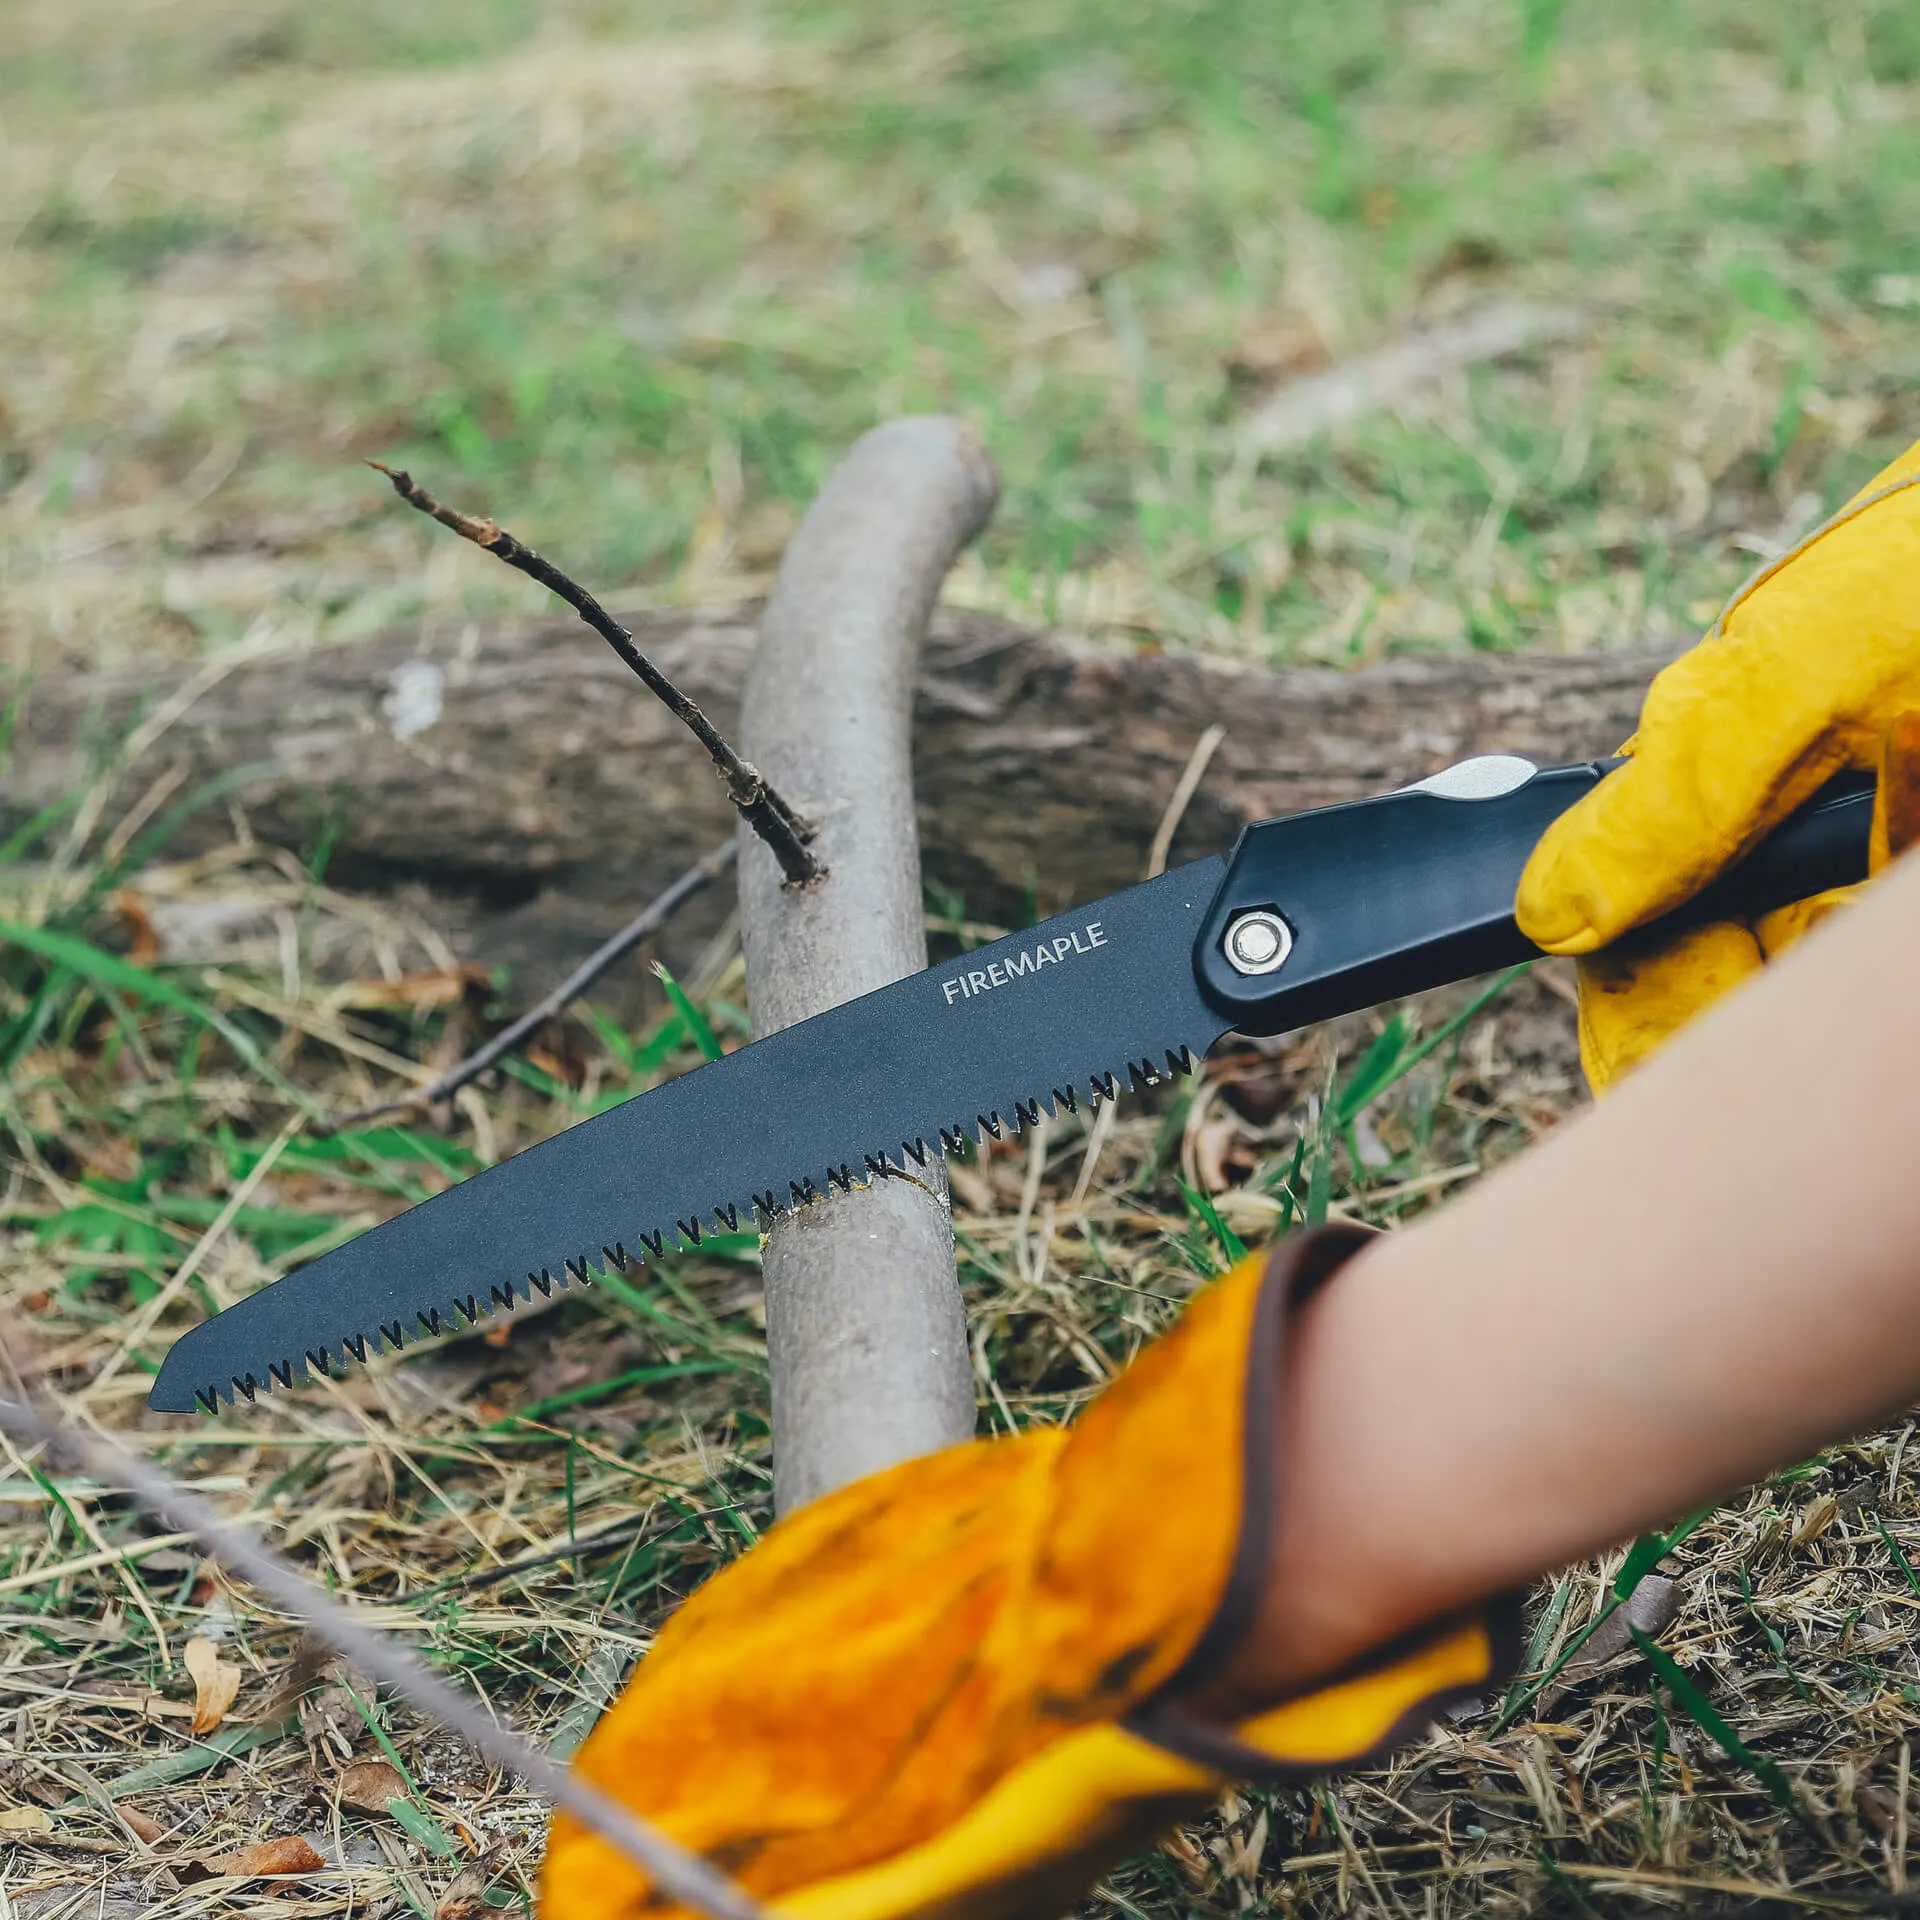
1224, 909, 1293, 976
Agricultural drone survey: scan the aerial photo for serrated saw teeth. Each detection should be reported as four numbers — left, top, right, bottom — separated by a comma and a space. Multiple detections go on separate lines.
195, 1039, 1215, 1413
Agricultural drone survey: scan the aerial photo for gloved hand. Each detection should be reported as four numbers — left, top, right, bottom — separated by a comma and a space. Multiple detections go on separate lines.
542, 1226, 1517, 1920
1517, 438, 1920, 1090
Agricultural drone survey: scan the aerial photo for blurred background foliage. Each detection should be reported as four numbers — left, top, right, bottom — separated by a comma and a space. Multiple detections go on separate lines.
4, 0, 1920, 675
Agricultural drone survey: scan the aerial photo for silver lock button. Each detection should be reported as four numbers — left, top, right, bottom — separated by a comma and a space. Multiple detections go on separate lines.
1224, 909, 1293, 977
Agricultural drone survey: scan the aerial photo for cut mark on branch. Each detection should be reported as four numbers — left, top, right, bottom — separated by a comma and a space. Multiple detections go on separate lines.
369, 462, 821, 885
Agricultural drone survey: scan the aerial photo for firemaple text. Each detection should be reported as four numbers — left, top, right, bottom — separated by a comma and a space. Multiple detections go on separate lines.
941, 923, 1108, 1004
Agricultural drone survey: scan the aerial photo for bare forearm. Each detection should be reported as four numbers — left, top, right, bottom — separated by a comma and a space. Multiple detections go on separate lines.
1236, 848, 1920, 1702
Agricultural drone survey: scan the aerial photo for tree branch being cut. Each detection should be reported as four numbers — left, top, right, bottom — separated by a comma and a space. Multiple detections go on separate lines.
739, 416, 999, 1514
370, 462, 820, 885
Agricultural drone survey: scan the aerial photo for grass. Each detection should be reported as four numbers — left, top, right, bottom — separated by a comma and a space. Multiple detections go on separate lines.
8, 763, 1920, 1917
4, 0, 1920, 676
6, 1, 1920, 1914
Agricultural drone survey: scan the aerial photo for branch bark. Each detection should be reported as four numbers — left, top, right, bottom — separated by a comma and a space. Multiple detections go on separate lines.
739, 417, 998, 1514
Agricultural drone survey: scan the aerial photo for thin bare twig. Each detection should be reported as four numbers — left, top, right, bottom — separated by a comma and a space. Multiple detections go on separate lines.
1146, 722, 1226, 881
0, 1390, 767, 1920
369, 462, 821, 885
1074, 724, 1226, 1212
325, 839, 738, 1133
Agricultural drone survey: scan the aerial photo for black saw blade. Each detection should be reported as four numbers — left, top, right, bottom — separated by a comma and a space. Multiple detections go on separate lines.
150, 860, 1229, 1413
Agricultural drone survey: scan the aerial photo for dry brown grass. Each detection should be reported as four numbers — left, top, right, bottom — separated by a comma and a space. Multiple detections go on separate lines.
11, 811, 1920, 1918
0, 820, 1600, 1915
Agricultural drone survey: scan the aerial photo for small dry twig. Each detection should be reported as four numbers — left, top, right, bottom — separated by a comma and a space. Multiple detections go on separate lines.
0, 1390, 767, 1920
326, 839, 738, 1132
370, 462, 820, 884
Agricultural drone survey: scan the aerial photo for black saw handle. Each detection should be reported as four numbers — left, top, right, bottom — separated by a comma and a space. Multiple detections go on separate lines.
1194, 758, 1877, 1035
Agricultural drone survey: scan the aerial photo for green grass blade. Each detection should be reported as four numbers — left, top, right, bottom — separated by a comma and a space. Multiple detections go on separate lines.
1179, 1179, 1247, 1266
1629, 1626, 1806, 1824
346, 1688, 461, 1856
492, 1359, 736, 1427
1332, 1010, 1412, 1127
0, 916, 291, 1093
106, 1717, 298, 1797
1739, 1560, 1813, 1703
651, 962, 721, 1063
1501, 1572, 1573, 1722
1876, 1511, 1920, 1598
0, 794, 83, 868
1498, 1508, 1716, 1731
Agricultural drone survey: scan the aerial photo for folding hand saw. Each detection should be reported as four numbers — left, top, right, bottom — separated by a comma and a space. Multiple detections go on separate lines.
151, 754, 1873, 1413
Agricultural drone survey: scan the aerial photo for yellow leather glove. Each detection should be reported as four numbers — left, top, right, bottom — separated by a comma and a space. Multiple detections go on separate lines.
1517, 437, 1920, 1090
542, 1226, 1517, 1920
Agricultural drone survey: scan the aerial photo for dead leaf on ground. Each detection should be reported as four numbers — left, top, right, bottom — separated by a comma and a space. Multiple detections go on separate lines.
120, 1806, 166, 1845
334, 966, 492, 1012
434, 1856, 496, 1920
186, 1836, 326, 1882
1159, 1826, 1210, 1888
262, 1635, 335, 1721
0, 1805, 55, 1835
1563, 1573, 1681, 1679
1792, 1493, 1840, 1552
1216, 1066, 1292, 1127
338, 1758, 409, 1814
110, 890, 162, 964
1858, 1782, 1902, 1838
184, 1635, 243, 1733
1190, 1109, 1256, 1193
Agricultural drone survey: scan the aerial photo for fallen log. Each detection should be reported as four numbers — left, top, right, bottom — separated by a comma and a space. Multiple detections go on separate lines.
5, 617, 1677, 994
